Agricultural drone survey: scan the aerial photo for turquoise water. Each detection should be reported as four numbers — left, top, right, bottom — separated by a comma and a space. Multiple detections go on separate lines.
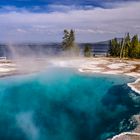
0, 67, 140, 140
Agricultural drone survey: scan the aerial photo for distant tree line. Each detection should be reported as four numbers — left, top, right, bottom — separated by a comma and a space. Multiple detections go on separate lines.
108, 33, 140, 58
62, 30, 140, 58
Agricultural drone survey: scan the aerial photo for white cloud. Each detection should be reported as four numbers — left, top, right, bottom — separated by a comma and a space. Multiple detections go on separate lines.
0, 2, 140, 42
16, 28, 28, 33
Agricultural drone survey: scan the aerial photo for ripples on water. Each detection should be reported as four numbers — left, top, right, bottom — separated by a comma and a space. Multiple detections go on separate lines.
0, 68, 140, 140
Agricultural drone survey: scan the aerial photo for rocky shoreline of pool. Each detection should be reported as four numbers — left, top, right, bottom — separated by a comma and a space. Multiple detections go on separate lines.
1, 57, 140, 95
77, 57, 140, 95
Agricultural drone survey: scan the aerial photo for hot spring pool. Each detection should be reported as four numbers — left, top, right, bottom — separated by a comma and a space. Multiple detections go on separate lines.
0, 67, 140, 140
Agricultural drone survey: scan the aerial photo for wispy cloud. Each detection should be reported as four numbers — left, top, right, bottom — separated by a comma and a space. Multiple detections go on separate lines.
0, 1, 140, 43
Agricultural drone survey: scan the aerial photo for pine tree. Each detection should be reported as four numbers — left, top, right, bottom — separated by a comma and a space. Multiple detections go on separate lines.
131, 35, 139, 48
62, 29, 79, 56
109, 38, 121, 57
62, 29, 75, 50
130, 35, 139, 58
69, 30, 75, 49
84, 44, 92, 57
62, 29, 70, 50
123, 33, 131, 58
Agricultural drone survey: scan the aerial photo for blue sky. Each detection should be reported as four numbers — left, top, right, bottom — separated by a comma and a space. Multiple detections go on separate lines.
0, 0, 139, 7
0, 0, 139, 11
0, 0, 140, 43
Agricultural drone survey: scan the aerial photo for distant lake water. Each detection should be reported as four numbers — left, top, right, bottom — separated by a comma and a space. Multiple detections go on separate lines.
0, 68, 140, 140
0, 43, 109, 58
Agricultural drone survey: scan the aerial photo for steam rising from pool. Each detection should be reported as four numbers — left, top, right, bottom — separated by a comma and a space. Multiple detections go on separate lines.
0, 68, 140, 140
5, 44, 84, 73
